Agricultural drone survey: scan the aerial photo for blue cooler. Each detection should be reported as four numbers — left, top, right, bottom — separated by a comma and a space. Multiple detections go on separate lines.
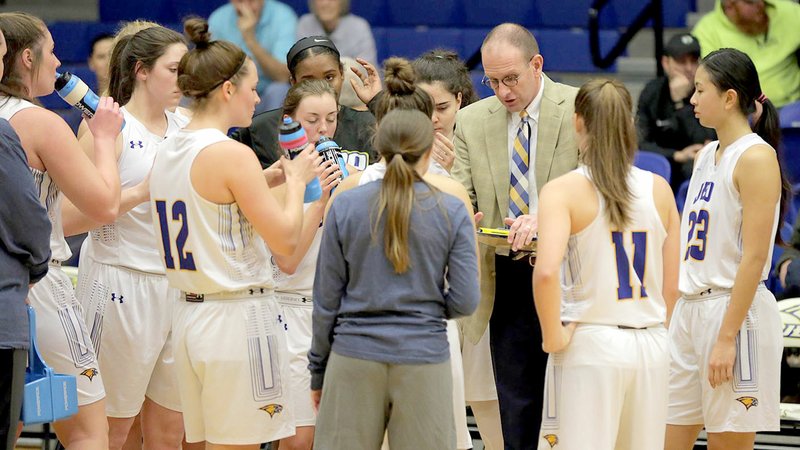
22, 305, 79, 424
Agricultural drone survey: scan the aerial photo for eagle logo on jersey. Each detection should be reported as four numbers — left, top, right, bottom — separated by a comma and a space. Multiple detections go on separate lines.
543, 434, 559, 448
736, 396, 758, 410
259, 404, 283, 418
80, 368, 99, 381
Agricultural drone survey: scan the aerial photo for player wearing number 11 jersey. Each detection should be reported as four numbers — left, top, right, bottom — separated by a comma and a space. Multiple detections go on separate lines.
533, 79, 680, 450
666, 48, 788, 450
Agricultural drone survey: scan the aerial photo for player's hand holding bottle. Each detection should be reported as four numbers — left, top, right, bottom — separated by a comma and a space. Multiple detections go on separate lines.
86, 96, 123, 144
282, 143, 322, 186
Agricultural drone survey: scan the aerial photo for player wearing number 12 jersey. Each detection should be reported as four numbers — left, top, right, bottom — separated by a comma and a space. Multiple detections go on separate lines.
666, 48, 789, 450
533, 79, 680, 450
148, 18, 319, 447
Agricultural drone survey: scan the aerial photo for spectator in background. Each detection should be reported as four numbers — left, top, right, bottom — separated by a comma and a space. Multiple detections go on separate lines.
87, 33, 113, 94
209, 0, 297, 110
297, 0, 377, 67
636, 33, 715, 191
692, 0, 800, 108
0, 117, 52, 450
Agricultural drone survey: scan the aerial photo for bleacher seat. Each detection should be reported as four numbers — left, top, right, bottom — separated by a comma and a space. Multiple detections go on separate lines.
98, 0, 694, 28
781, 102, 800, 128
781, 128, 800, 184
379, 28, 462, 62
280, 0, 309, 16
768, 220, 795, 296
170, 0, 226, 22
535, 28, 620, 72
634, 150, 671, 181
49, 22, 119, 64
461, 28, 491, 61
100, 0, 173, 23
462, 0, 541, 28
350, 0, 390, 26
387, 0, 462, 27
100, 0, 226, 23
676, 179, 690, 214
470, 71, 494, 100
461, 28, 621, 73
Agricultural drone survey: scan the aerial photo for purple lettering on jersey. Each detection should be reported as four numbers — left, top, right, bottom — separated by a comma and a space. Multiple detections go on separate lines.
692, 181, 715, 205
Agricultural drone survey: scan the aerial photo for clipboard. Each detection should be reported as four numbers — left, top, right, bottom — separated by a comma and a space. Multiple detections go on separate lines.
476, 227, 537, 254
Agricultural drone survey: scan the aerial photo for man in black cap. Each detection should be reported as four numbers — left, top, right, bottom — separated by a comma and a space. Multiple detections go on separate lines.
636, 32, 716, 191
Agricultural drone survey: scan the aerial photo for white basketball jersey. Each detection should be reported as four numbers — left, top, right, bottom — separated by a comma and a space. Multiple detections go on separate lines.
679, 134, 779, 295
0, 96, 71, 261
149, 128, 273, 294
272, 203, 321, 298
84, 108, 188, 273
560, 166, 667, 328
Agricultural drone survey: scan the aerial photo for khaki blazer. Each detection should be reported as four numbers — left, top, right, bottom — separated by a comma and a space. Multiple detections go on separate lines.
452, 74, 579, 344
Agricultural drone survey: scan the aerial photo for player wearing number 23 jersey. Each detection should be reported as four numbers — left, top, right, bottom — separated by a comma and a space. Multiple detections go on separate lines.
665, 48, 786, 448
679, 134, 778, 294
669, 133, 782, 433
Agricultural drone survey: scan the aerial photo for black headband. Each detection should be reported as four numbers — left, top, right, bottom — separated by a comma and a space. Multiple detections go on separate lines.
286, 36, 340, 69
203, 52, 247, 96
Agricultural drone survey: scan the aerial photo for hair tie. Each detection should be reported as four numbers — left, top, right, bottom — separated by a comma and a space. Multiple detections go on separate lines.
757, 93, 767, 104
391, 153, 404, 163
201, 53, 247, 97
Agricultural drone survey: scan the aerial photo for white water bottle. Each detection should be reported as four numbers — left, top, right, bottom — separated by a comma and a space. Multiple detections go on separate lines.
55, 72, 124, 128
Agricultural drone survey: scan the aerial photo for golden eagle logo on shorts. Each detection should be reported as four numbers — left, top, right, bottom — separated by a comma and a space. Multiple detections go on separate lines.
543, 434, 559, 448
259, 404, 283, 418
736, 396, 758, 410
80, 368, 99, 381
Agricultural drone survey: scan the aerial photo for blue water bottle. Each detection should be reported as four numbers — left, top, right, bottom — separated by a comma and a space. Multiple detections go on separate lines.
278, 116, 321, 203
54, 72, 124, 128
315, 136, 349, 191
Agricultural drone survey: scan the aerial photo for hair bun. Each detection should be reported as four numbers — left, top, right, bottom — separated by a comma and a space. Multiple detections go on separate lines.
183, 17, 211, 49
383, 57, 416, 97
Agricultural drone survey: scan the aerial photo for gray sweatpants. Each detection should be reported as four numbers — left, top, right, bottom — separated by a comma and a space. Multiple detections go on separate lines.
314, 352, 455, 450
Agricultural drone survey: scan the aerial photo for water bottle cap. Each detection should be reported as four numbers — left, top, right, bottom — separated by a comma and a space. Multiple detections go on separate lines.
54, 71, 72, 91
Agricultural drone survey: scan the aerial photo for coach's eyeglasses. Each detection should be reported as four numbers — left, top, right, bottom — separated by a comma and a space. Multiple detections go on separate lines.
481, 74, 523, 90
481, 57, 535, 90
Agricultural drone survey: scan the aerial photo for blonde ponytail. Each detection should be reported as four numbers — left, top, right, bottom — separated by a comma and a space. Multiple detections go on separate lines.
371, 110, 435, 273
574, 79, 637, 230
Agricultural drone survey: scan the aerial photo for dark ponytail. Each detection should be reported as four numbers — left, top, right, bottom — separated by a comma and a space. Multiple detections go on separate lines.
107, 25, 186, 106
701, 48, 790, 243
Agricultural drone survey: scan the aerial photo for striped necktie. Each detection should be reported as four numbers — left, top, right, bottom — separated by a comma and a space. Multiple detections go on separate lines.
509, 110, 530, 218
